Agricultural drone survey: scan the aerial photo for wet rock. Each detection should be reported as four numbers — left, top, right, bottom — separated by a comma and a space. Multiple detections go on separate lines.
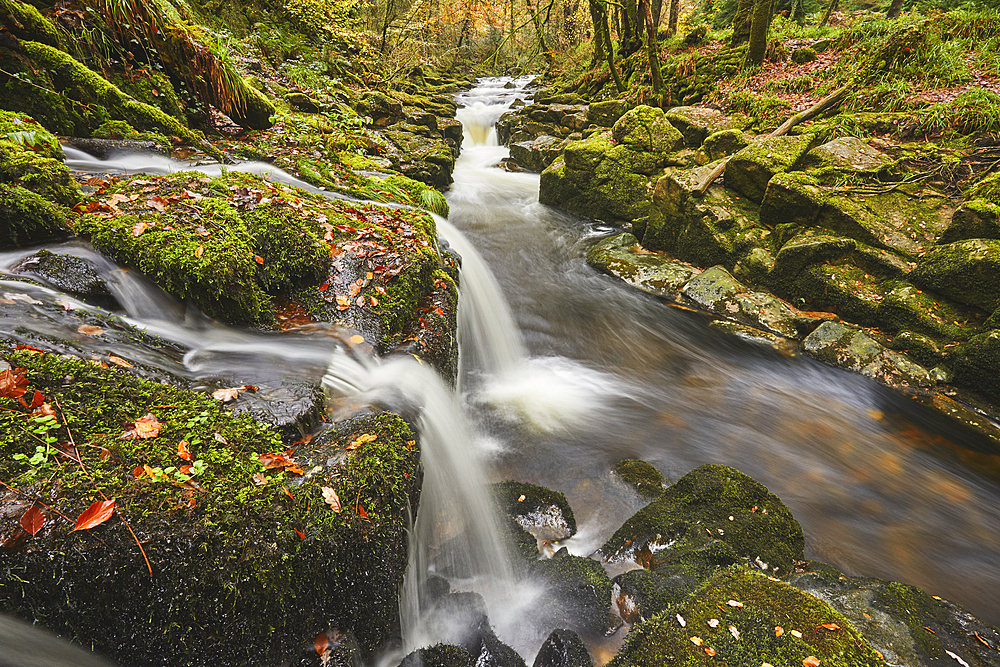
725, 134, 814, 203
382, 126, 455, 186
531, 629, 593, 667
876, 283, 984, 342
586, 100, 630, 127
664, 107, 735, 148
707, 320, 792, 348
951, 330, 1000, 398
612, 568, 699, 624
802, 320, 933, 387
613, 458, 666, 497
358, 91, 404, 127
62, 137, 168, 158
492, 480, 577, 541
509, 135, 566, 172
886, 330, 950, 366
438, 117, 464, 143
608, 568, 885, 667
585, 232, 700, 298
701, 129, 751, 161
428, 593, 527, 667
611, 106, 685, 155
789, 563, 1000, 667
227, 381, 324, 440
601, 464, 804, 578
11, 249, 115, 308
800, 136, 891, 173
911, 238, 1000, 312
529, 551, 614, 635
731, 246, 776, 285
939, 199, 1000, 243
681, 266, 799, 338
399, 644, 475, 667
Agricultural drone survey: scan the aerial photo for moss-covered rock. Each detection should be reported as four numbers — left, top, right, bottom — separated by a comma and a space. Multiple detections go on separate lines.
0, 137, 79, 206
876, 283, 984, 342
791, 46, 818, 64
950, 329, 1000, 399
701, 129, 751, 161
611, 106, 685, 155
586, 232, 700, 298
967, 170, 1000, 205
681, 266, 799, 338
0, 184, 73, 248
586, 100, 630, 127
759, 171, 825, 229
800, 137, 892, 174
399, 644, 476, 667
613, 568, 698, 625
492, 480, 577, 542
789, 564, 1000, 667
10, 249, 114, 307
0, 350, 421, 666
613, 459, 666, 497
939, 199, 1000, 243
608, 567, 886, 667
664, 107, 737, 148
0, 109, 61, 159
531, 629, 593, 667
911, 239, 1000, 312
802, 321, 933, 387
725, 135, 814, 203
529, 551, 613, 635
601, 464, 804, 578
509, 134, 566, 172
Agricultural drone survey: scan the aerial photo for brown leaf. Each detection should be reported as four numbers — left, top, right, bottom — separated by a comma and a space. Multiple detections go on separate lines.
108, 355, 133, 368
818, 624, 840, 631
251, 472, 267, 486
803, 657, 820, 667
77, 324, 105, 336
356, 296, 365, 307
21, 390, 44, 410
315, 632, 329, 655
212, 386, 250, 402
213, 433, 228, 444
254, 255, 264, 264
0, 368, 30, 400
258, 452, 296, 470
283, 486, 293, 500
349, 335, 365, 345
177, 440, 192, 461
357, 504, 368, 519
295, 528, 305, 540
19, 504, 46, 536
70, 499, 115, 532
195, 244, 204, 258
285, 466, 304, 475
147, 196, 169, 212
321, 486, 341, 512
121, 413, 162, 440
704, 647, 716, 657
131, 221, 147, 237
346, 433, 377, 450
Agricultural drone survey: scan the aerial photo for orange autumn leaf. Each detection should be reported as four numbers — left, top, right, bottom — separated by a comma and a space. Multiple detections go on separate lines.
70, 499, 115, 532
315, 632, 329, 655
346, 433, 377, 450
195, 244, 204, 258
254, 255, 264, 264
321, 486, 341, 512
77, 324, 105, 336
19, 503, 46, 536
817, 624, 840, 631
295, 528, 305, 540
283, 486, 294, 500
0, 368, 30, 400
286, 466, 304, 475
357, 504, 368, 519
179, 464, 194, 475
177, 440, 192, 461
803, 657, 821, 667
20, 389, 44, 409
258, 451, 296, 470
121, 413, 162, 440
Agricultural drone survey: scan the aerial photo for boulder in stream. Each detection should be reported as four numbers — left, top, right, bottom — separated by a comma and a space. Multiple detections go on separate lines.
493, 480, 577, 542
531, 629, 593, 667
586, 233, 700, 299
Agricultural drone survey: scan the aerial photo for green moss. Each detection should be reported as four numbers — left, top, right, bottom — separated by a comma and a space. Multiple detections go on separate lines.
614, 458, 665, 497
92, 120, 172, 152
609, 567, 884, 667
791, 47, 818, 64
493, 480, 577, 539
0, 350, 421, 665
601, 464, 804, 578
110, 70, 187, 124
0, 109, 60, 158
0, 183, 72, 248
0, 138, 79, 206
968, 171, 1000, 206
614, 568, 699, 623
0, 0, 62, 46
529, 551, 612, 635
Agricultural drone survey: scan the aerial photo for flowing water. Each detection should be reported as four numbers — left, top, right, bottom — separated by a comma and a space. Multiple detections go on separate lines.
3, 77, 1000, 664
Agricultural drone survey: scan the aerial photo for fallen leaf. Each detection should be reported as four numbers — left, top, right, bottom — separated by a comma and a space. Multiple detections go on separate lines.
775, 626, 784, 637
285, 466, 304, 475
727, 600, 744, 608
349, 334, 365, 345
283, 486, 293, 499
108, 355, 133, 368
315, 632, 329, 655
254, 255, 264, 264
20, 389, 44, 409
131, 221, 147, 237
132, 466, 144, 477
370, 296, 378, 306
19, 504, 45, 536
803, 657, 820, 667
689, 637, 703, 646
30, 401, 55, 416
147, 196, 168, 212
356, 296, 365, 307
292, 433, 313, 446
259, 451, 296, 470
195, 245, 204, 258
946, 650, 971, 667
676, 614, 686, 627
790, 630, 803, 638
251, 472, 267, 486
818, 624, 839, 631
70, 499, 115, 532
357, 504, 368, 519
0, 368, 30, 400
704, 647, 716, 657
177, 440, 192, 461
346, 433, 377, 450
120, 413, 162, 439
179, 465, 194, 475
318, 282, 329, 291
295, 528, 305, 540
708, 619, 720, 628
321, 486, 341, 512
77, 324, 105, 336
729, 625, 740, 640
212, 386, 247, 402
213, 433, 228, 444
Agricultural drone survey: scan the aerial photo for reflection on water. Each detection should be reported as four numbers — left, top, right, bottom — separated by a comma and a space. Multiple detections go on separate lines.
450, 81, 1000, 638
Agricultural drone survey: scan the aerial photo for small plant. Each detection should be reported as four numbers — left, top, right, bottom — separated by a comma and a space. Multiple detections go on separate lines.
145, 459, 208, 483
12, 413, 61, 470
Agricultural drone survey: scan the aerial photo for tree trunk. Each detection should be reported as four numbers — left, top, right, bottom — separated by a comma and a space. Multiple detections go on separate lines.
651, 0, 663, 28
820, 0, 838, 28
589, 0, 606, 65
619, 0, 644, 57
886, 0, 905, 19
668, 0, 679, 35
730, 0, 753, 46
641, 0, 664, 97
380, 0, 395, 52
743, 0, 773, 68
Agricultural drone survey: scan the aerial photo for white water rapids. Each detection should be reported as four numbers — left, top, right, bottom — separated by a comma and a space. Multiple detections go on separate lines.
2, 76, 1000, 667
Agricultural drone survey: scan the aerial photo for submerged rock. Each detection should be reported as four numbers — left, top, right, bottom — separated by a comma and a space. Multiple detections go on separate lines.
613, 458, 666, 497
601, 464, 804, 578
11, 249, 115, 309
531, 629, 593, 667
493, 480, 577, 541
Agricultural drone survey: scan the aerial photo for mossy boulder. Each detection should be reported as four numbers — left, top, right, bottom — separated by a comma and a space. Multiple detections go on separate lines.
608, 567, 886, 667
529, 551, 613, 635
951, 329, 1000, 399
876, 283, 984, 342
611, 105, 685, 155
0, 350, 421, 666
586, 100, 630, 127
492, 480, 577, 541
791, 46, 818, 64
613, 568, 699, 624
967, 170, 1000, 205
939, 200, 1000, 243
664, 107, 736, 148
789, 564, 1000, 667
601, 464, 804, 578
681, 266, 799, 338
383, 125, 456, 187
0, 184, 73, 248
911, 239, 1000, 312
0, 137, 80, 207
0, 109, 61, 159
586, 232, 700, 298
802, 321, 932, 387
613, 459, 666, 497
800, 137, 891, 174
400, 644, 476, 667
509, 134, 566, 172
531, 629, 593, 667
701, 129, 751, 161
725, 135, 815, 203
359, 91, 404, 127
759, 171, 825, 229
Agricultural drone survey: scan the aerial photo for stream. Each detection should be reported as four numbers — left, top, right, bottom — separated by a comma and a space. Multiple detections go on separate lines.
1, 77, 999, 663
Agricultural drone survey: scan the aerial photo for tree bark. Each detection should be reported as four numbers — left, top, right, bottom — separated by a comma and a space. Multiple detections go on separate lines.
730, 0, 753, 46
743, 0, 773, 68
651, 0, 664, 28
641, 0, 664, 97
619, 0, 644, 57
886, 0, 905, 19
667, 0, 679, 35
589, 0, 606, 65
820, 0, 838, 27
